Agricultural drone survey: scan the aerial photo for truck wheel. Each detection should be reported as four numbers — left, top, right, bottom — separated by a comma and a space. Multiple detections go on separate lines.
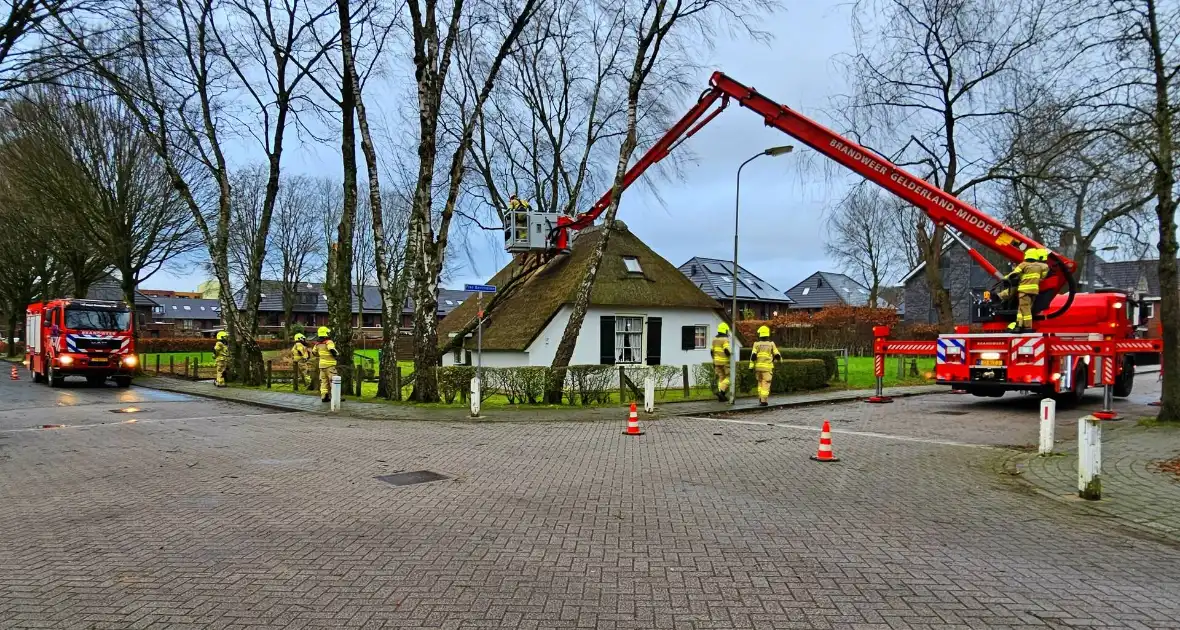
114, 376, 132, 388
1057, 365, 1087, 407
1113, 357, 1134, 398
86, 375, 107, 387
32, 368, 44, 383
48, 366, 64, 388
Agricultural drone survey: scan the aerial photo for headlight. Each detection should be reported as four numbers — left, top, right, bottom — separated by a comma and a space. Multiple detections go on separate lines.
1113, 302, 1123, 309
981, 351, 1001, 360
58, 355, 74, 366
123, 355, 138, 367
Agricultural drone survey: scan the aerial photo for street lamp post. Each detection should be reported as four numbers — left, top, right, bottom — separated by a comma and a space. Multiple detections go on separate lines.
731, 145, 794, 404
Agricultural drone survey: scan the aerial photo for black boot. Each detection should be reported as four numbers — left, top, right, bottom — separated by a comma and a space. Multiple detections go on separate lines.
759, 401, 768, 407
321, 395, 330, 402
716, 391, 727, 402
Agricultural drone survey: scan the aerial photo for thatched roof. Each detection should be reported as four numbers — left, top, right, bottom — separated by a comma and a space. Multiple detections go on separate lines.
439, 221, 720, 351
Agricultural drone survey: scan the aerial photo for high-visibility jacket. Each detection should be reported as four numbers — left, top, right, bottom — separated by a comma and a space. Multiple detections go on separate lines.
316, 340, 337, 368
292, 341, 309, 362
213, 341, 228, 360
710, 335, 730, 366
749, 340, 780, 372
1008, 261, 1049, 294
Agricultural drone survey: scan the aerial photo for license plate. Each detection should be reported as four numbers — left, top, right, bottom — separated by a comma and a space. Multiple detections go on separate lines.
978, 359, 1003, 367
90, 357, 108, 364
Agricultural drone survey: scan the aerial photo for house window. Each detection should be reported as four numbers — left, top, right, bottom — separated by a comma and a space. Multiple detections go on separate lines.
614, 316, 643, 363
1146, 303, 1156, 318
694, 325, 707, 349
622, 256, 643, 274
152, 305, 165, 315
297, 292, 317, 306
182, 319, 194, 330
802, 287, 810, 295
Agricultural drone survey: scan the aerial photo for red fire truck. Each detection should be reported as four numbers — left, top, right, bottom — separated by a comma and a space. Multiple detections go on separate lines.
25, 299, 138, 388
498, 70, 1162, 412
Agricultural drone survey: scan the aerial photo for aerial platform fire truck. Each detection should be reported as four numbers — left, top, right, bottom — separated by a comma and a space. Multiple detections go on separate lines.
500, 71, 1162, 411
25, 298, 138, 388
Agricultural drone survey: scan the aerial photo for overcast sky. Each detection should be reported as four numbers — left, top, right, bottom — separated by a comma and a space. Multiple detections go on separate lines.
146, 2, 864, 295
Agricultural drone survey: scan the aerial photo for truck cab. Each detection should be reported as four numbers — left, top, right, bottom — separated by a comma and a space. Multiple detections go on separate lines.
25, 299, 138, 388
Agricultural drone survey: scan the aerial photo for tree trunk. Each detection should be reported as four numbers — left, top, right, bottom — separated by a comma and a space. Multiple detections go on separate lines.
410, 238, 441, 401
1147, 0, 1179, 421
6, 311, 18, 358
325, 0, 358, 393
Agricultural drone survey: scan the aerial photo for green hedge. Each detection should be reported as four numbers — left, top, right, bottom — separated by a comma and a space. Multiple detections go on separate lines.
700, 359, 829, 395
738, 347, 839, 379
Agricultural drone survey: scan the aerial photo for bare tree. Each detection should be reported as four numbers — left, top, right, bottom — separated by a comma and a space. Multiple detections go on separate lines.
543, 0, 775, 402
1, 1, 112, 92
402, 0, 542, 402
1060, 0, 1180, 419
840, 0, 1065, 329
8, 86, 199, 341
825, 184, 897, 305
0, 93, 110, 297
267, 174, 326, 338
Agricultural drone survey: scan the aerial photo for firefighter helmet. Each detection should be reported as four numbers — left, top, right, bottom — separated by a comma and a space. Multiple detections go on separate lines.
1024, 248, 1039, 261
216, 331, 228, 340
294, 333, 306, 342
717, 322, 730, 335
757, 325, 771, 338
1036, 248, 1051, 262
317, 326, 331, 338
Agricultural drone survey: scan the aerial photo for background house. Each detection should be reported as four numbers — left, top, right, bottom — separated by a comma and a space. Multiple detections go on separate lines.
244, 281, 471, 339
439, 222, 725, 368
678, 256, 793, 319
899, 238, 1001, 324
1098, 258, 1178, 338
143, 296, 223, 337
785, 271, 876, 311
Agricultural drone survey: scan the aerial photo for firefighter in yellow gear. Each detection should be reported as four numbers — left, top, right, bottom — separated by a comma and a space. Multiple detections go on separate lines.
1003, 248, 1050, 332
213, 330, 229, 387
748, 325, 781, 406
291, 332, 310, 388
508, 194, 532, 243
315, 326, 339, 402
710, 322, 733, 402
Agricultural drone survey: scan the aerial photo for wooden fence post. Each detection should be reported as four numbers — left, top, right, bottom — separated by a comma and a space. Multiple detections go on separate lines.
183, 357, 189, 378
169, 356, 174, 374
393, 366, 401, 399
619, 366, 626, 402
355, 364, 363, 397
682, 364, 690, 397
266, 360, 272, 388
293, 363, 300, 391
155, 355, 160, 375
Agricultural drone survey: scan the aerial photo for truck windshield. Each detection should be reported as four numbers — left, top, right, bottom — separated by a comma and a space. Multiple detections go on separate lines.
65, 308, 131, 331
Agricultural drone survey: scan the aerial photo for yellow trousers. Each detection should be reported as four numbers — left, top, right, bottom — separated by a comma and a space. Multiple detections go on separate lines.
1016, 294, 1034, 328
319, 365, 337, 398
214, 357, 228, 386
713, 364, 730, 394
755, 369, 772, 403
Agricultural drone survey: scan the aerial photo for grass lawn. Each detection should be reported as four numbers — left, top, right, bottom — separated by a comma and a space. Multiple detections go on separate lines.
839, 355, 936, 389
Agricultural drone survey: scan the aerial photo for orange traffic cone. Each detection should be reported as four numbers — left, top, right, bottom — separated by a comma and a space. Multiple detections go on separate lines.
810, 420, 839, 462
623, 402, 643, 436
10, 365, 18, 380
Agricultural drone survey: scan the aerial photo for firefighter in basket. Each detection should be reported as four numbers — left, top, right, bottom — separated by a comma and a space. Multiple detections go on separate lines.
1000, 248, 1049, 332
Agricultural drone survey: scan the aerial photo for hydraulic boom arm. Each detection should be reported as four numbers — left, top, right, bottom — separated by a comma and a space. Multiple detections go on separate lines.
555, 71, 1077, 295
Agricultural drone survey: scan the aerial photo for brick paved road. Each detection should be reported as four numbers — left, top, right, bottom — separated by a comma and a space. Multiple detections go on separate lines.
2, 375, 1179, 628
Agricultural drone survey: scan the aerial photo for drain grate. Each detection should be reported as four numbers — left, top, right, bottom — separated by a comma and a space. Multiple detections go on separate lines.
935, 410, 969, 416
375, 470, 449, 486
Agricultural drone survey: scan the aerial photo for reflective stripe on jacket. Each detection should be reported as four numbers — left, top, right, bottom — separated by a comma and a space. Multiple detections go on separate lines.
749, 340, 779, 372
316, 340, 337, 368
213, 341, 228, 360
1011, 261, 1049, 294
710, 336, 730, 365
292, 342, 308, 361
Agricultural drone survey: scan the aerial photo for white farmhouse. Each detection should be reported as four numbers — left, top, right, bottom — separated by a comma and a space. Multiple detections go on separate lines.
439, 222, 727, 369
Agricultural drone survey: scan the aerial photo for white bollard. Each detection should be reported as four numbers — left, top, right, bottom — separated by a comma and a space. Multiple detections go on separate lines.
644, 370, 655, 413
1039, 398, 1056, 455
1077, 415, 1102, 500
330, 375, 342, 411
470, 376, 481, 418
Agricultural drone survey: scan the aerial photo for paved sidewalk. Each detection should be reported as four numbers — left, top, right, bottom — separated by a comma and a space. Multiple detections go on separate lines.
136, 375, 944, 421
1013, 420, 1180, 540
